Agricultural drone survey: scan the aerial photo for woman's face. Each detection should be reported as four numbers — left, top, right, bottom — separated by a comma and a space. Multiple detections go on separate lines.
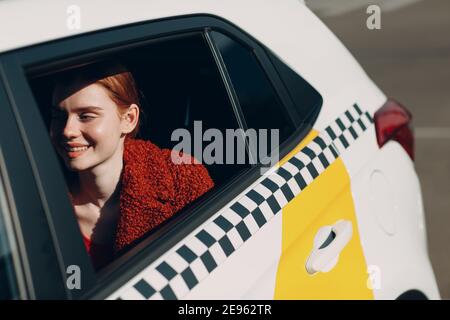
50, 83, 128, 172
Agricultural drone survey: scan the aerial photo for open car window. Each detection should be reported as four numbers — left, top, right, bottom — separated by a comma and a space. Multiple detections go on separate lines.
27, 31, 253, 274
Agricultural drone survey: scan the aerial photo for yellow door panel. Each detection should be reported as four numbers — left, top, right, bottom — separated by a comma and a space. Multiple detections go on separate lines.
274, 130, 373, 299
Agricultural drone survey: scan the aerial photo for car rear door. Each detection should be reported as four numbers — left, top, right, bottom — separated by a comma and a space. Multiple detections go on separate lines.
108, 25, 375, 300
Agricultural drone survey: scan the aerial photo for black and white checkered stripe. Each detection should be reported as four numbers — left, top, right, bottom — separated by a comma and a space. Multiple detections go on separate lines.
323, 103, 374, 154
114, 103, 373, 300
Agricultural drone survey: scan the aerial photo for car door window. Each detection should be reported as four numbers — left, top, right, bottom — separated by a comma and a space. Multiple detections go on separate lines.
210, 31, 296, 148
29, 32, 250, 191
211, 31, 323, 153
26, 32, 252, 273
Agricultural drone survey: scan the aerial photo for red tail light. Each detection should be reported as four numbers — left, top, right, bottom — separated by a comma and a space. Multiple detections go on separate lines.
374, 99, 414, 161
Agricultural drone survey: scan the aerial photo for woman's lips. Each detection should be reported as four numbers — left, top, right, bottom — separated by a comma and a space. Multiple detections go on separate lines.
63, 145, 91, 159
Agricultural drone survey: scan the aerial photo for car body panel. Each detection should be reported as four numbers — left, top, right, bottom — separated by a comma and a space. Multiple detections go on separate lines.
349, 140, 440, 299
275, 130, 373, 299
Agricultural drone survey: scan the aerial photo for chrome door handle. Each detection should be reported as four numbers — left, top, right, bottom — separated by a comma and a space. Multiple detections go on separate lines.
305, 220, 353, 275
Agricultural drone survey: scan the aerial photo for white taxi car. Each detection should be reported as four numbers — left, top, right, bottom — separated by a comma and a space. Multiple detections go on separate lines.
0, 0, 439, 299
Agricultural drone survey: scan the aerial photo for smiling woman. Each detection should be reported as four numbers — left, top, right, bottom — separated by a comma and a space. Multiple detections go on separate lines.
47, 61, 214, 270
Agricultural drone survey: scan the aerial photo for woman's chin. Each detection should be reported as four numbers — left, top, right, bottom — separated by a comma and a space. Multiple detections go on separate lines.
58, 147, 94, 171
65, 159, 92, 172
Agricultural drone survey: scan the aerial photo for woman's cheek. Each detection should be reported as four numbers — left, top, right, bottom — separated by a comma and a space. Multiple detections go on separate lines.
87, 119, 121, 144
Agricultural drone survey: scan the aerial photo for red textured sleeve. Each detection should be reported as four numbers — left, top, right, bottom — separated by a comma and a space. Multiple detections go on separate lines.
161, 149, 214, 211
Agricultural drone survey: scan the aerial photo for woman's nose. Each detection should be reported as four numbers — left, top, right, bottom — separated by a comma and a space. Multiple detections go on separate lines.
62, 116, 80, 139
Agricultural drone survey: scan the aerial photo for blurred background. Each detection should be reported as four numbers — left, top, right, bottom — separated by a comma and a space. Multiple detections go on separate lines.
306, 0, 450, 299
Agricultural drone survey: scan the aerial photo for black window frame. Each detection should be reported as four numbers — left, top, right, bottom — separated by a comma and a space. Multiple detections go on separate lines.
0, 14, 322, 299
0, 71, 78, 299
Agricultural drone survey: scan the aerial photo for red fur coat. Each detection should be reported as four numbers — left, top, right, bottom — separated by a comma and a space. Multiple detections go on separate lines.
115, 138, 214, 251
81, 138, 214, 269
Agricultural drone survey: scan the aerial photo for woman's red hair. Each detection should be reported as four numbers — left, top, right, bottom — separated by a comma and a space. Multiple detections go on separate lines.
53, 61, 142, 138
97, 71, 141, 138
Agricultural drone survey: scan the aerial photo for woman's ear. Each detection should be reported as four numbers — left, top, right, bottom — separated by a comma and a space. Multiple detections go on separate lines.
121, 104, 140, 135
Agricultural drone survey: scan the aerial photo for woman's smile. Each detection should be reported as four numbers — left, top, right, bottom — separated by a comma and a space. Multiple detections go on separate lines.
62, 142, 92, 159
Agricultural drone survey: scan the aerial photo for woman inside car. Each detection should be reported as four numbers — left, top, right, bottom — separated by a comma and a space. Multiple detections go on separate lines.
50, 61, 214, 270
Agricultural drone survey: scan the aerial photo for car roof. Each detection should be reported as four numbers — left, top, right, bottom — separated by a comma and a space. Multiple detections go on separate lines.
0, 0, 377, 110
0, 0, 305, 53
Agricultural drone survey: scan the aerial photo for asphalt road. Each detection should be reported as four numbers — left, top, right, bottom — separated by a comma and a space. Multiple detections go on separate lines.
308, 0, 450, 299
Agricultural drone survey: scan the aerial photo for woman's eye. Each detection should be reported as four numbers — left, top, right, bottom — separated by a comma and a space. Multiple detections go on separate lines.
78, 113, 96, 121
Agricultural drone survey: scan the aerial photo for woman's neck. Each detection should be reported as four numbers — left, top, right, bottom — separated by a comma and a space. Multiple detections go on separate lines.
76, 148, 124, 209
71, 146, 124, 243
